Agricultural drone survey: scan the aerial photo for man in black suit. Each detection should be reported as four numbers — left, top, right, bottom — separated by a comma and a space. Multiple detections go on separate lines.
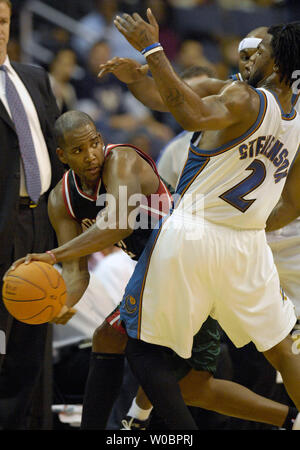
0, 0, 64, 429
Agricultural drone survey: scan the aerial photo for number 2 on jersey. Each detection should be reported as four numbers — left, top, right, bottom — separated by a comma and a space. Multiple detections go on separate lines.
219, 159, 266, 212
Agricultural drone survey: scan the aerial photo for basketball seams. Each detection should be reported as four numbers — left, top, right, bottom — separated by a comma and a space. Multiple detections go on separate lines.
16, 305, 55, 323
2, 262, 67, 324
33, 261, 61, 289
58, 290, 67, 307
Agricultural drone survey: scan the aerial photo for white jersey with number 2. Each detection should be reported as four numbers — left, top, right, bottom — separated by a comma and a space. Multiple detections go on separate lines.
175, 87, 300, 230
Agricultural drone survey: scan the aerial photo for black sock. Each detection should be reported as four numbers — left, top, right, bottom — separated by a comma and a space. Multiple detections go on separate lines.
80, 352, 125, 430
282, 406, 298, 430
125, 337, 198, 430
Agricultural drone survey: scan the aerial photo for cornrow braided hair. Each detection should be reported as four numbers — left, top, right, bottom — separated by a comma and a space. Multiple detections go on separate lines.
268, 22, 300, 87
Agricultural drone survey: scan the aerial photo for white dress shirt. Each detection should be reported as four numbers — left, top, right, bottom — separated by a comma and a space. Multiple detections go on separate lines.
0, 56, 52, 196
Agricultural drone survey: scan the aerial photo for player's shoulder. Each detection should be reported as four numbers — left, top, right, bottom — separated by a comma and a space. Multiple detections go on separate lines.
48, 178, 69, 219
105, 145, 141, 167
207, 77, 231, 92
221, 80, 259, 113
222, 80, 255, 99
103, 145, 146, 181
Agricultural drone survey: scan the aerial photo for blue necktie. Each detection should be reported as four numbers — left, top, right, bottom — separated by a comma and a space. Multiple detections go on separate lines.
0, 65, 41, 203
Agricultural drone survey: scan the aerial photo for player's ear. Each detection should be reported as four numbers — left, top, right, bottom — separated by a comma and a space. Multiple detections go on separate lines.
273, 64, 280, 73
56, 147, 67, 164
97, 132, 104, 145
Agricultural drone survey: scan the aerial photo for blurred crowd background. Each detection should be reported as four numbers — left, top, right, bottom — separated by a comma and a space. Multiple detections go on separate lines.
8, 0, 300, 162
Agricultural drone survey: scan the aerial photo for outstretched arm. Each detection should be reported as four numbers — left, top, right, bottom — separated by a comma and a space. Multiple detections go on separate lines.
266, 151, 300, 231
98, 57, 229, 112
113, 10, 256, 131
98, 58, 168, 111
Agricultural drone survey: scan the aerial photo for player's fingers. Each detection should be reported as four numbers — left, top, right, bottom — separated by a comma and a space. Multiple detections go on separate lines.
132, 12, 145, 23
138, 64, 149, 75
51, 307, 76, 324
98, 59, 125, 75
51, 316, 66, 325
98, 57, 119, 69
106, 56, 121, 64
114, 17, 129, 36
5, 257, 26, 276
114, 15, 132, 32
122, 13, 135, 25
24, 253, 34, 265
97, 68, 109, 78
52, 312, 75, 325
51, 314, 68, 324
108, 57, 129, 66
147, 8, 159, 28
4, 257, 27, 279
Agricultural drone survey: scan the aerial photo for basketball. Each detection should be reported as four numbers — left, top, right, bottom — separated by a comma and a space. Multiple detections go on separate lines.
2, 262, 67, 325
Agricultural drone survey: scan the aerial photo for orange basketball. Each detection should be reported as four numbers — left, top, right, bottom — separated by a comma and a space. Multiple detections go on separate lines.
2, 261, 66, 324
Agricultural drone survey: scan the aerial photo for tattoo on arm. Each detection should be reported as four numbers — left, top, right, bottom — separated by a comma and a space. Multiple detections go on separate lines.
165, 88, 185, 107
146, 52, 185, 107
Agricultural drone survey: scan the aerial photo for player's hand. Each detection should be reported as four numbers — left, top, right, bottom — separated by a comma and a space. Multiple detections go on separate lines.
3, 253, 54, 280
98, 57, 149, 83
51, 305, 77, 325
114, 9, 159, 52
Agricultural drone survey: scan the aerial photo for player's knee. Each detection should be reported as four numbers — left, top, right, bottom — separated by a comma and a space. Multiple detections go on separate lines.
263, 334, 296, 372
92, 320, 127, 354
180, 370, 215, 407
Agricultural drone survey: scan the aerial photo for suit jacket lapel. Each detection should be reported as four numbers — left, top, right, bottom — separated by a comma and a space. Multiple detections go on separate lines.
0, 98, 15, 132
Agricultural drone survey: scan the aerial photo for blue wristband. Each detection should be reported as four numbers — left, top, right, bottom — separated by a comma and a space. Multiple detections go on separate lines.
141, 43, 161, 55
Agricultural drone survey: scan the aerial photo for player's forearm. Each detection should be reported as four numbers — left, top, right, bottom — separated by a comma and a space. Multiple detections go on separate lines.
266, 199, 300, 232
145, 51, 208, 130
51, 225, 131, 263
127, 75, 168, 112
51, 202, 137, 262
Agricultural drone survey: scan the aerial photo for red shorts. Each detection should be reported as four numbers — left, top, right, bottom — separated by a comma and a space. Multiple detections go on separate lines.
105, 304, 126, 335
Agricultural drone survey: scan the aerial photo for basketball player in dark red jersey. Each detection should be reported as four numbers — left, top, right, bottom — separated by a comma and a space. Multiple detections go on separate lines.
41, 109, 172, 320
8, 110, 300, 431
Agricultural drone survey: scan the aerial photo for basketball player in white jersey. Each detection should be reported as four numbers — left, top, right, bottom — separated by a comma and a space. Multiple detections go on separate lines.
8, 110, 300, 431
232, 27, 300, 324
105, 11, 300, 429
98, 27, 300, 327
